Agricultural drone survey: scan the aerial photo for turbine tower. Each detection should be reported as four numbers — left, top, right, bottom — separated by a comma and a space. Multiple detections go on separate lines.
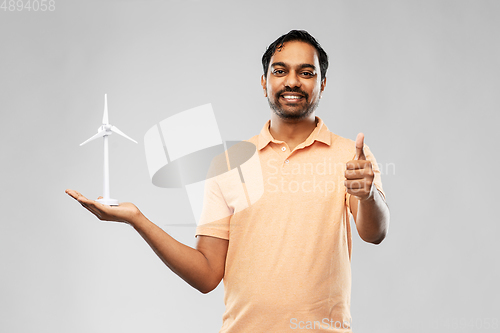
80, 94, 137, 205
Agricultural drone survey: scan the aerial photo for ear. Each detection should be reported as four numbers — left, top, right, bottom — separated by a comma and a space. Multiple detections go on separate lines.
261, 75, 267, 97
320, 77, 327, 98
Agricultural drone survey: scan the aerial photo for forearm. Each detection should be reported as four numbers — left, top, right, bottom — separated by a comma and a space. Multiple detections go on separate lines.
355, 189, 390, 244
129, 213, 215, 293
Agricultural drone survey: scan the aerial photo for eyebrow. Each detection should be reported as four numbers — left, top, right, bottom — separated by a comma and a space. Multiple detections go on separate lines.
271, 62, 317, 71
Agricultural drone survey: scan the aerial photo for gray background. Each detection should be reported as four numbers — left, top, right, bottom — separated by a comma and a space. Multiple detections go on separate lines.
1, 0, 499, 332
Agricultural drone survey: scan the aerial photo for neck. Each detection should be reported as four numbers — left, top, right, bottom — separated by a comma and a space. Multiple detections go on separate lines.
269, 112, 318, 150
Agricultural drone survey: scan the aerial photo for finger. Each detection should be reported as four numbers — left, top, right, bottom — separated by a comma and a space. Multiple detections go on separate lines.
345, 159, 371, 170
355, 133, 366, 161
344, 179, 366, 190
345, 169, 365, 180
77, 196, 106, 215
346, 188, 369, 200
65, 189, 81, 200
81, 202, 102, 218
84, 200, 109, 219
76, 194, 91, 205
345, 164, 373, 182
67, 190, 109, 220
67, 190, 92, 204
97, 196, 103, 199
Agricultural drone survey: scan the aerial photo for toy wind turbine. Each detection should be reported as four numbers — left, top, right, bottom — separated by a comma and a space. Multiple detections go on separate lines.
80, 94, 137, 205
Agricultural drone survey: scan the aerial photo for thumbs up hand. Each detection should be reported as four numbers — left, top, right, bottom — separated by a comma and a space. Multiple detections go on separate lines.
345, 133, 375, 201
355, 133, 366, 160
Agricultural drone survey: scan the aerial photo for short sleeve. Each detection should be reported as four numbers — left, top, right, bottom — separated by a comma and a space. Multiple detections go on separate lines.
195, 163, 232, 240
194, 139, 263, 240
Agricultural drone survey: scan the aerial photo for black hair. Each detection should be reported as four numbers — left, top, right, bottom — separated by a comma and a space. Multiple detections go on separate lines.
262, 30, 329, 81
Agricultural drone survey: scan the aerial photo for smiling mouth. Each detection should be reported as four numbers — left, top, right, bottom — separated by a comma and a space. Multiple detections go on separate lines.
280, 94, 305, 102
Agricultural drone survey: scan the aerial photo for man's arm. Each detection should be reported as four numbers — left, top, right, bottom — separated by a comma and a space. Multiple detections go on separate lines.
65, 189, 228, 294
349, 188, 389, 244
344, 133, 390, 245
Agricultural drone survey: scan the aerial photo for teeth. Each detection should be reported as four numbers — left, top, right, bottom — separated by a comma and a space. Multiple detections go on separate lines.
283, 95, 301, 99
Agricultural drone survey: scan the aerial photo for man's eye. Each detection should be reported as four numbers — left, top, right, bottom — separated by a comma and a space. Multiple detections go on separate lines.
302, 72, 314, 76
273, 70, 285, 75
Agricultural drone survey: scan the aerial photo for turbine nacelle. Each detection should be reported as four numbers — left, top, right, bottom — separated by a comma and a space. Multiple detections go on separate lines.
80, 96, 137, 147
99, 124, 112, 133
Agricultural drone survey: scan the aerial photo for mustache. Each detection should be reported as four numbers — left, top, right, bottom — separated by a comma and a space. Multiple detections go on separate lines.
275, 87, 309, 99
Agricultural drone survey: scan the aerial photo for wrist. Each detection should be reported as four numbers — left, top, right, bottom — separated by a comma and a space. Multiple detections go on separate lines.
126, 209, 144, 227
358, 185, 377, 203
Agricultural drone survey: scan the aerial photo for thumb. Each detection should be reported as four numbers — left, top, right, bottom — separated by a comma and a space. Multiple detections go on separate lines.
355, 133, 366, 160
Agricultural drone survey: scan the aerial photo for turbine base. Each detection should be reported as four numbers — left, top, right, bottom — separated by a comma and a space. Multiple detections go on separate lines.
96, 198, 119, 206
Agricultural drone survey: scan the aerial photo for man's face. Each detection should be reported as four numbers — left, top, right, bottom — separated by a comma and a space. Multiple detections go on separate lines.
261, 41, 326, 121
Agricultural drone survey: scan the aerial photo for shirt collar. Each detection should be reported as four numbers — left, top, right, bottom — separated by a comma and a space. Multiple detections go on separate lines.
257, 116, 331, 151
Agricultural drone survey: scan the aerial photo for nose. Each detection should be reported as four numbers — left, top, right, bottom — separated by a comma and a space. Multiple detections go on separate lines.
284, 71, 301, 88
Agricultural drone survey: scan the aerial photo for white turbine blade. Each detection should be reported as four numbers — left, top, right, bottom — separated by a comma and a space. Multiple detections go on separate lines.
80, 129, 107, 146
111, 126, 138, 144
102, 94, 109, 125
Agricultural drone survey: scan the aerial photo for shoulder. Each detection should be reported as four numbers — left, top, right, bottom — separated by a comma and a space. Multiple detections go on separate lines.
247, 134, 259, 145
329, 132, 379, 159
330, 132, 354, 148
327, 132, 356, 159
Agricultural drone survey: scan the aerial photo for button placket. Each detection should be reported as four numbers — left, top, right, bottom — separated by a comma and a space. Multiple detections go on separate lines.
279, 144, 290, 165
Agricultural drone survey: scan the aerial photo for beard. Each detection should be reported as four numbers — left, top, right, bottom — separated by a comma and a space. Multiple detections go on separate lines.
267, 87, 320, 121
